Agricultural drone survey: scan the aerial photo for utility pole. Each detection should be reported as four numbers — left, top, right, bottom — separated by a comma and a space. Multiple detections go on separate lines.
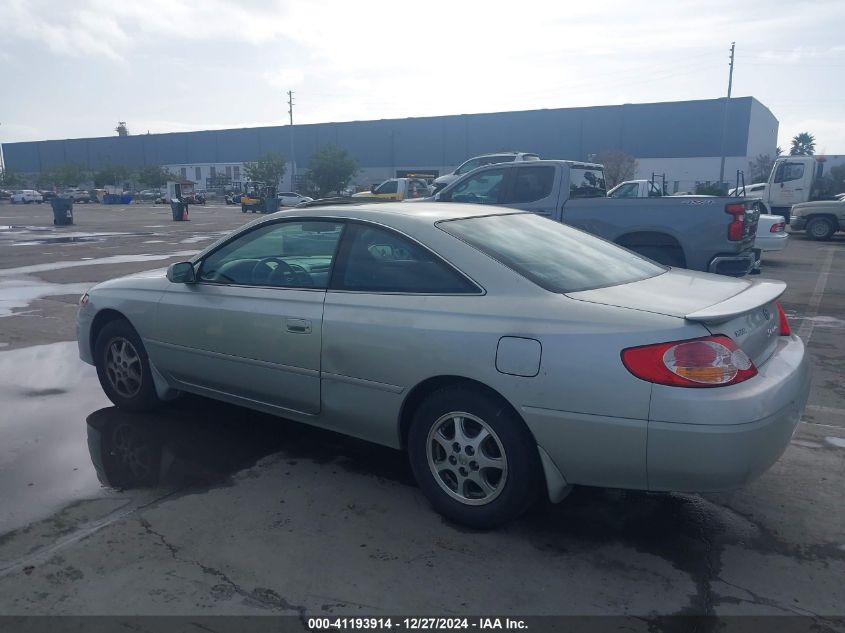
288, 90, 296, 190
718, 42, 736, 192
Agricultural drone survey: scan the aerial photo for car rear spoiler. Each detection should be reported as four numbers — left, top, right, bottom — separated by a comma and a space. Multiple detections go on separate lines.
684, 279, 786, 323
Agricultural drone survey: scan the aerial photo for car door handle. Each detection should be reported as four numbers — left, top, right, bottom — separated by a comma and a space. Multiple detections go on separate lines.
285, 318, 311, 334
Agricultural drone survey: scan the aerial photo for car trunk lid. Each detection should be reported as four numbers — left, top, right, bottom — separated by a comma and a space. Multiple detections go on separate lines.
568, 271, 786, 366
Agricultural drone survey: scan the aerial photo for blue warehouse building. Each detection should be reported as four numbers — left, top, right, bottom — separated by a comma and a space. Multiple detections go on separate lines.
2, 97, 778, 193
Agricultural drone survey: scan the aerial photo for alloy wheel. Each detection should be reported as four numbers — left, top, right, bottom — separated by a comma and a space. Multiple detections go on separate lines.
105, 337, 143, 398
426, 411, 508, 506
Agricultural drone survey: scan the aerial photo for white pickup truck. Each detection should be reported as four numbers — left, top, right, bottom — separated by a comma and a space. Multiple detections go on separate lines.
353, 177, 431, 201
607, 180, 663, 198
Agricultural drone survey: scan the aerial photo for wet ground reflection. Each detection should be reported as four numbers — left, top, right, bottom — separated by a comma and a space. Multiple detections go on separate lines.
86, 395, 414, 491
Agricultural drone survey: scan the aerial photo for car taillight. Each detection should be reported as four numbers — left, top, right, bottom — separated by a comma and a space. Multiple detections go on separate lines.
775, 301, 791, 336
770, 222, 785, 233
621, 335, 757, 388
726, 203, 746, 241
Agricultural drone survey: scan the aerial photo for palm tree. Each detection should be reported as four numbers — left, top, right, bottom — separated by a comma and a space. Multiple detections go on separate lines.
789, 133, 816, 156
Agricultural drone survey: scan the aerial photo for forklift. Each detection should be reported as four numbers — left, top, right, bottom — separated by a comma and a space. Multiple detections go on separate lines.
240, 182, 280, 214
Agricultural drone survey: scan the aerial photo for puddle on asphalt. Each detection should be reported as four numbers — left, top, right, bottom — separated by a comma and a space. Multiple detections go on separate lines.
13, 236, 104, 246
0, 277, 90, 317
0, 342, 110, 534
824, 436, 845, 449
0, 251, 199, 277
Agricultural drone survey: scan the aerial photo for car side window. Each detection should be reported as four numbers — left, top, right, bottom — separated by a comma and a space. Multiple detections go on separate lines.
197, 220, 344, 289
332, 224, 478, 294
507, 166, 555, 204
774, 162, 805, 183
447, 168, 506, 204
375, 180, 399, 194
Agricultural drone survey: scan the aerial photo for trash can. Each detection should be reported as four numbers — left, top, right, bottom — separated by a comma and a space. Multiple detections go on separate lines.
262, 197, 281, 214
51, 198, 74, 225
170, 200, 188, 221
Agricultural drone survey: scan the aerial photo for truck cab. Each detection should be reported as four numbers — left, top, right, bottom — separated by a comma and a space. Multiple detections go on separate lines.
761, 155, 822, 222
353, 178, 431, 201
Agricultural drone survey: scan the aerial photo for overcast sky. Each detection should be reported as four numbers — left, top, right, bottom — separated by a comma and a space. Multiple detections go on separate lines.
1, 0, 844, 155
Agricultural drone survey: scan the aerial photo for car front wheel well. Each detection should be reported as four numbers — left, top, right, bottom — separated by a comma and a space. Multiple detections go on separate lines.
398, 376, 529, 449
90, 309, 132, 354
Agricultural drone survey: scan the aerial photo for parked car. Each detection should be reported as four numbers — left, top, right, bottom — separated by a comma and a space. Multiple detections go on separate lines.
751, 214, 788, 272
277, 192, 314, 206
432, 152, 540, 193
429, 160, 759, 275
137, 189, 161, 201
352, 178, 431, 201
789, 197, 845, 240
10, 189, 43, 204
77, 203, 810, 528
63, 189, 92, 203
40, 190, 58, 201
0, 189, 11, 200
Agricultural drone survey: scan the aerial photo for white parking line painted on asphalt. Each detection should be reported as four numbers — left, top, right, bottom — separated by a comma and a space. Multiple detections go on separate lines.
797, 247, 836, 344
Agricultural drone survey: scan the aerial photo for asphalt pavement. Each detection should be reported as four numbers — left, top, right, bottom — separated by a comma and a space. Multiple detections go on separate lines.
0, 200, 843, 625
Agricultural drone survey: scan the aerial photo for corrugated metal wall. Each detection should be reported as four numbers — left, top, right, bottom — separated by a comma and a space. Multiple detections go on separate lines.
3, 97, 764, 173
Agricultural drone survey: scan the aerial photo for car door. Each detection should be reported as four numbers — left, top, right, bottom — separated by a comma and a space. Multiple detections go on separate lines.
500, 165, 559, 216
320, 221, 483, 446
769, 160, 808, 207
150, 219, 345, 415
437, 166, 510, 205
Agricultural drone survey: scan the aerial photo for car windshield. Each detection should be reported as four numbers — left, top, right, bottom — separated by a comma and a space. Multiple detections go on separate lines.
438, 213, 665, 293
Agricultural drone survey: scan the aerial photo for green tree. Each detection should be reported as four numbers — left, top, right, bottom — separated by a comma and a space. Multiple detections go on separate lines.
40, 163, 89, 188
94, 165, 133, 187
137, 165, 176, 188
306, 145, 359, 196
789, 132, 816, 156
748, 154, 775, 184
243, 152, 287, 186
0, 168, 25, 188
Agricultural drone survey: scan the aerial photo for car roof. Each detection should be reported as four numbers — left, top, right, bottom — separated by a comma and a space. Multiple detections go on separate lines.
263, 202, 520, 224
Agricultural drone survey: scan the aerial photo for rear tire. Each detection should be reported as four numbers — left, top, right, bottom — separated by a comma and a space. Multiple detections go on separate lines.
94, 319, 162, 411
806, 217, 836, 241
408, 386, 541, 529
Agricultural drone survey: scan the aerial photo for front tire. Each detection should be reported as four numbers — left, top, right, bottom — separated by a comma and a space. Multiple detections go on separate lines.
94, 319, 162, 411
408, 386, 541, 529
806, 217, 836, 241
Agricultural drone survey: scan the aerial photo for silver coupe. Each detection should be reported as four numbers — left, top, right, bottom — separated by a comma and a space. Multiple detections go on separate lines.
77, 203, 811, 527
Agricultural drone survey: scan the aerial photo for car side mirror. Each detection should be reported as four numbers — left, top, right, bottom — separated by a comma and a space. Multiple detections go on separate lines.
166, 261, 196, 284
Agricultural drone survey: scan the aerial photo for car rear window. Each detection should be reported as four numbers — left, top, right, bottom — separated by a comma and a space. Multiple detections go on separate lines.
438, 213, 665, 293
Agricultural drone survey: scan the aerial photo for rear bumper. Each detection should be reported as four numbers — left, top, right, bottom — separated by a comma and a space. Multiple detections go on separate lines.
647, 334, 810, 492
525, 334, 810, 497
756, 232, 789, 253
708, 250, 756, 276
